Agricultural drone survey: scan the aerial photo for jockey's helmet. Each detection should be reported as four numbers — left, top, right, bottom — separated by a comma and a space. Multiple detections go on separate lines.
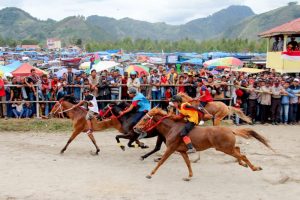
170, 95, 182, 103
128, 87, 137, 95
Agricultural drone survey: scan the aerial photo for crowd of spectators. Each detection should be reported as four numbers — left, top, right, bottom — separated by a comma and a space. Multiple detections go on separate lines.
0, 65, 300, 126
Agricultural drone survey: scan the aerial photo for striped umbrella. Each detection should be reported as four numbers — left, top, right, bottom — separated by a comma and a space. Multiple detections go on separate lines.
204, 57, 243, 70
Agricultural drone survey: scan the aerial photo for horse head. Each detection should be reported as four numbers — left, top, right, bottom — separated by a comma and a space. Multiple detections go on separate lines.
133, 108, 167, 134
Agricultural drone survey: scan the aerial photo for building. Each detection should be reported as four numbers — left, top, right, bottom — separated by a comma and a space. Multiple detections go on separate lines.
259, 18, 300, 73
47, 38, 62, 50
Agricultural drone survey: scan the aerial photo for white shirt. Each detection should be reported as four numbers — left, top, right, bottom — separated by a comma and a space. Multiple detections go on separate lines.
84, 94, 99, 113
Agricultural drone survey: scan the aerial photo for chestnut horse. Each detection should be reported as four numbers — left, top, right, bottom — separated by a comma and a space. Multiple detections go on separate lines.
177, 92, 251, 125
133, 108, 274, 181
50, 96, 125, 155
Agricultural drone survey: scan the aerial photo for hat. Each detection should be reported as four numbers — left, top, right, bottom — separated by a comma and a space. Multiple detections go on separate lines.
170, 95, 182, 103
127, 87, 137, 95
83, 88, 90, 93
294, 78, 299, 82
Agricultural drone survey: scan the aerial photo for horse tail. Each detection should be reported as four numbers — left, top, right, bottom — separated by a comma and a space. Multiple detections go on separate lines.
233, 128, 275, 152
228, 106, 252, 124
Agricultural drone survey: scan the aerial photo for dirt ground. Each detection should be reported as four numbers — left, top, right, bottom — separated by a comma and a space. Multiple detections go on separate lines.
0, 125, 300, 200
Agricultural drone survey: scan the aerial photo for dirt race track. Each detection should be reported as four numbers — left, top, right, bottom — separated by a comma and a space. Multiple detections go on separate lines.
0, 125, 300, 200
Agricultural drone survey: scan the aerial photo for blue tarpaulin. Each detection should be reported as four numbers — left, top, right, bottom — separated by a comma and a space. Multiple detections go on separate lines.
0, 61, 22, 73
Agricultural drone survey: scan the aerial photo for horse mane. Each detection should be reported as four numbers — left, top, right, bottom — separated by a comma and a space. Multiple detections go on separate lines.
148, 108, 167, 116
61, 95, 78, 104
178, 92, 193, 101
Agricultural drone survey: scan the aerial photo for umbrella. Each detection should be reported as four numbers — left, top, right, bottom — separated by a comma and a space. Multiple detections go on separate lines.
0, 70, 3, 78
125, 65, 149, 75
79, 62, 91, 70
92, 61, 120, 72
204, 57, 243, 68
55, 68, 83, 78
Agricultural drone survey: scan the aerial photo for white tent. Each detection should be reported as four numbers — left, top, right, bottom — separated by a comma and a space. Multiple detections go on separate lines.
55, 68, 83, 78
92, 61, 120, 72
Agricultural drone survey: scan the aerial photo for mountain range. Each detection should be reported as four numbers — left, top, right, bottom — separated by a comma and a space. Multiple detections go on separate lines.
0, 3, 300, 43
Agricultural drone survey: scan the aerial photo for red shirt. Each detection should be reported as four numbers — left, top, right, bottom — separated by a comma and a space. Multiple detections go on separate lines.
199, 86, 213, 102
0, 79, 5, 97
161, 76, 168, 84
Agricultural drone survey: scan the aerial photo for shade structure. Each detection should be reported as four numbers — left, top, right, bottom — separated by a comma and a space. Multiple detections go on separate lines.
55, 68, 83, 78
0, 61, 22, 73
92, 61, 120, 72
11, 63, 46, 77
0, 70, 3, 78
232, 68, 266, 74
204, 57, 243, 68
79, 62, 91, 70
125, 65, 149, 75
259, 18, 300, 37
183, 58, 203, 65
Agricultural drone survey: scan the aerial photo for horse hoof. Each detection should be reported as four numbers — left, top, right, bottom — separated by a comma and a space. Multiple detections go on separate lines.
140, 157, 145, 161
60, 151, 64, 155
256, 166, 263, 171
141, 145, 149, 149
154, 157, 161, 162
146, 175, 152, 179
182, 177, 191, 182
90, 151, 99, 156
120, 146, 125, 151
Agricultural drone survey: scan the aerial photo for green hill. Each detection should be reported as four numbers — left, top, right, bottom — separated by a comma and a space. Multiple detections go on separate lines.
0, 4, 300, 43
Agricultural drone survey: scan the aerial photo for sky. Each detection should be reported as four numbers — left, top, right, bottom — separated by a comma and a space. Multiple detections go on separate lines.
0, 0, 300, 24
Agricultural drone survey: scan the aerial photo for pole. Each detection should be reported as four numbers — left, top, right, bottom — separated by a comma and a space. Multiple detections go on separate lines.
36, 86, 40, 118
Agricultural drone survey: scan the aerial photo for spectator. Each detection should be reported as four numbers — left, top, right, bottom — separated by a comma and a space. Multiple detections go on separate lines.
23, 101, 33, 118
110, 70, 121, 100
177, 75, 185, 93
57, 77, 67, 100
247, 81, 258, 124
150, 69, 161, 106
127, 71, 140, 91
0, 75, 7, 118
160, 69, 168, 99
90, 55, 95, 69
287, 37, 299, 51
11, 98, 24, 118
184, 74, 197, 98
25, 68, 40, 115
281, 81, 293, 125
10, 77, 22, 101
167, 67, 178, 95
88, 69, 100, 97
289, 78, 300, 124
260, 80, 272, 124
98, 71, 111, 109
40, 74, 50, 116
272, 37, 279, 51
74, 75, 83, 101
50, 75, 58, 101
121, 72, 129, 99
270, 80, 283, 125
277, 36, 284, 51
140, 75, 150, 98
66, 66, 75, 95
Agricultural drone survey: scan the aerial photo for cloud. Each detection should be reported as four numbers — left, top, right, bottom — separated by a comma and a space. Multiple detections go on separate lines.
0, 0, 299, 24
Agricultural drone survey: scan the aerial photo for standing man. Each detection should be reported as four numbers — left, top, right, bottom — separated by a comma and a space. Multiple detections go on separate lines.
289, 78, 300, 124
66, 66, 75, 95
270, 80, 283, 125
25, 69, 40, 115
150, 69, 161, 106
260, 80, 272, 124
110, 70, 121, 100
0, 75, 7, 118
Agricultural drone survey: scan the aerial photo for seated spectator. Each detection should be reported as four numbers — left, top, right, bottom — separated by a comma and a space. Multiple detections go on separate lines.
23, 102, 33, 118
11, 98, 24, 119
287, 37, 299, 51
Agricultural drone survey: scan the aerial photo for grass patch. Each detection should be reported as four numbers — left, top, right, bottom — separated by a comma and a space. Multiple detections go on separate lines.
0, 119, 73, 133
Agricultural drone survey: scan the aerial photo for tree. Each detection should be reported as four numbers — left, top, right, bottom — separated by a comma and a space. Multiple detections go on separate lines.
288, 2, 298, 6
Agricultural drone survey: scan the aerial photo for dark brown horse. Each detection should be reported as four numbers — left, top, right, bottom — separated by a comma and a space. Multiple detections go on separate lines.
133, 108, 274, 181
177, 92, 252, 125
50, 97, 124, 155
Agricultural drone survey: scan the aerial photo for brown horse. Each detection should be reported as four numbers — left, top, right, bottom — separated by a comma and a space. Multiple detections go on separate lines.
177, 92, 251, 125
50, 97, 124, 155
133, 108, 274, 181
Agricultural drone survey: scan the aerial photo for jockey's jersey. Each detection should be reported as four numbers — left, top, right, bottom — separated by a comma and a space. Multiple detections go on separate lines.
199, 85, 213, 102
178, 102, 199, 124
132, 93, 151, 112
84, 94, 99, 113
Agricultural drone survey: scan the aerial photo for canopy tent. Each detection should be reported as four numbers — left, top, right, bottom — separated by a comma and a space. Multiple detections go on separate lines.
54, 68, 83, 78
232, 68, 266, 74
125, 65, 149, 75
79, 62, 91, 70
91, 61, 120, 72
11, 63, 46, 77
0, 61, 22, 73
182, 58, 203, 65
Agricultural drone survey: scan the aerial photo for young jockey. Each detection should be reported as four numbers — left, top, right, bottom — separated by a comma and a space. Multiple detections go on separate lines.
196, 78, 213, 125
169, 95, 204, 154
72, 88, 99, 135
119, 87, 151, 139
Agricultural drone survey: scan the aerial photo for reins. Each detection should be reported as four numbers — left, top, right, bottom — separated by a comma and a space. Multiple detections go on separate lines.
144, 114, 169, 132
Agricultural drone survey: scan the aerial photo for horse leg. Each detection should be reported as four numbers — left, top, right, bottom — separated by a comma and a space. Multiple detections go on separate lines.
140, 135, 163, 161
180, 152, 193, 181
87, 132, 100, 155
135, 140, 149, 149
115, 134, 128, 151
191, 152, 201, 163
234, 147, 248, 168
223, 147, 262, 171
60, 130, 81, 154
146, 146, 176, 179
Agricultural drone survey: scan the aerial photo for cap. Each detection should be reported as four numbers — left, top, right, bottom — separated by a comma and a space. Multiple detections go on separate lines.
127, 87, 137, 95
294, 78, 299, 82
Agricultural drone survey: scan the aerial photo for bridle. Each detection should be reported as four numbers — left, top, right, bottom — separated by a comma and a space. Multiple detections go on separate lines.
140, 113, 169, 132
100, 104, 126, 119
50, 100, 76, 115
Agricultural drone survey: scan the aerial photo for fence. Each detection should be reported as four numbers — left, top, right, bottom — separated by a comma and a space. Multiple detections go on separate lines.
1, 83, 299, 118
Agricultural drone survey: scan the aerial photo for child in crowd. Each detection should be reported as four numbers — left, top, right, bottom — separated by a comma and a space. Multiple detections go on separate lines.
11, 98, 24, 118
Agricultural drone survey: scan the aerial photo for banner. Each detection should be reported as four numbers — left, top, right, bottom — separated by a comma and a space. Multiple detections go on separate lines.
281, 51, 300, 61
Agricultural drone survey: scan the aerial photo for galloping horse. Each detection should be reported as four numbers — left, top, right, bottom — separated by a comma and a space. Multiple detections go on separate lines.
50, 96, 124, 155
100, 102, 167, 161
177, 92, 251, 125
134, 108, 274, 181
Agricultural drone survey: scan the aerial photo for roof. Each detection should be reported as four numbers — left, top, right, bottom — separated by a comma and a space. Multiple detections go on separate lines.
21, 45, 40, 49
11, 63, 45, 77
259, 18, 300, 37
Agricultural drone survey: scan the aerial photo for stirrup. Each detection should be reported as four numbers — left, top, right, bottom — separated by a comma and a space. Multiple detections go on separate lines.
198, 120, 204, 126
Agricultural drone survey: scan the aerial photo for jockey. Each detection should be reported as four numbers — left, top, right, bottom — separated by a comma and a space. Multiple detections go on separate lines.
196, 78, 213, 125
119, 87, 151, 138
169, 95, 202, 154
72, 88, 99, 135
